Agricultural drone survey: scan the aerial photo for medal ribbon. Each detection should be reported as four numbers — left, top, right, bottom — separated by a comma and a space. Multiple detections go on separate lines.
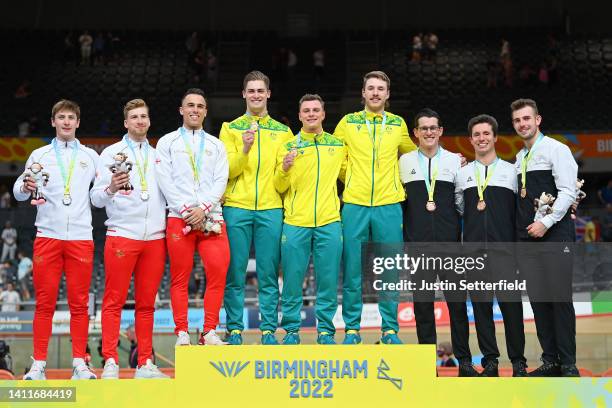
52, 138, 79, 198
474, 158, 499, 202
123, 135, 149, 192
364, 111, 386, 168
520, 133, 544, 193
179, 127, 206, 183
417, 147, 441, 202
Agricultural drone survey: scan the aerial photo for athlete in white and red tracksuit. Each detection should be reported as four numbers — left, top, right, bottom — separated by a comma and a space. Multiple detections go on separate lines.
90, 99, 169, 379
14, 100, 99, 380
155, 88, 230, 346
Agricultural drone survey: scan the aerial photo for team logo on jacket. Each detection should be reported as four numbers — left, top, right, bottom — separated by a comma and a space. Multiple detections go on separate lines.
410, 169, 416, 175
80, 161, 88, 168
270, 132, 277, 141
467, 176, 473, 182
328, 148, 335, 155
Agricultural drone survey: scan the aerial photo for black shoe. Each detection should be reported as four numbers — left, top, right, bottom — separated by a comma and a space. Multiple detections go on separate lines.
458, 362, 479, 377
528, 360, 561, 377
512, 361, 528, 377
479, 360, 499, 377
560, 364, 580, 377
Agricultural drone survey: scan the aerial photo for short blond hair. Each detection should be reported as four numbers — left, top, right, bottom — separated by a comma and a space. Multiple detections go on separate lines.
51, 99, 80, 119
362, 71, 391, 91
243, 70, 270, 90
123, 99, 149, 119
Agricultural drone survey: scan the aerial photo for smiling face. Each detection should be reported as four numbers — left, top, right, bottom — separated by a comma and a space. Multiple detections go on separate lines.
470, 122, 497, 156
298, 100, 325, 133
243, 80, 270, 116
414, 116, 442, 151
124, 106, 150, 139
362, 77, 389, 114
180, 93, 207, 130
511, 105, 541, 143
51, 109, 80, 141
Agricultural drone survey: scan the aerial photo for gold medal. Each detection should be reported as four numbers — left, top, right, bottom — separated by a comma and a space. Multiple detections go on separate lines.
426, 201, 436, 212
520, 187, 527, 198
477, 200, 486, 211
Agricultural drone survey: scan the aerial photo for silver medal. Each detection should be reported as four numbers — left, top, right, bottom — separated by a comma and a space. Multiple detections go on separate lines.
140, 191, 149, 201
62, 195, 72, 206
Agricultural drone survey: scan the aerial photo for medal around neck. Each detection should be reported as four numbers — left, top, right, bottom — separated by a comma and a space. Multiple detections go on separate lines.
62, 194, 72, 206
477, 199, 486, 211
140, 191, 149, 201
520, 187, 527, 198
426, 201, 436, 212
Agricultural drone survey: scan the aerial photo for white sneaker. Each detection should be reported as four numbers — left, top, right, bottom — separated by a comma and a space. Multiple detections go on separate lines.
134, 359, 170, 379
101, 358, 119, 379
23, 358, 46, 380
71, 358, 97, 380
175, 331, 191, 346
200, 330, 228, 345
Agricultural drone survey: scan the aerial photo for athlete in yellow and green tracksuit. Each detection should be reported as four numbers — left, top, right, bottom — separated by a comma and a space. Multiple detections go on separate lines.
274, 129, 346, 344
220, 113, 293, 344
334, 109, 417, 343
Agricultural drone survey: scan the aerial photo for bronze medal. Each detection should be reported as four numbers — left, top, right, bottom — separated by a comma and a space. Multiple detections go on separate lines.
520, 187, 527, 198
477, 200, 486, 211
426, 201, 436, 212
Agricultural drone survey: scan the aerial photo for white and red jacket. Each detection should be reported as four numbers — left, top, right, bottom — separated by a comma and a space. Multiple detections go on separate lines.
12, 138, 99, 241
90, 137, 167, 241
155, 127, 228, 218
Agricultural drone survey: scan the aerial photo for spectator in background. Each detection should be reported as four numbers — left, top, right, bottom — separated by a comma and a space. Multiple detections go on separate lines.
63, 32, 76, 62
598, 180, 612, 205
93, 32, 106, 65
424, 32, 439, 61
411, 33, 423, 62
206, 49, 218, 90
538, 62, 549, 86
0, 185, 11, 208
79, 31, 93, 65
437, 341, 457, 367
1, 221, 17, 262
547, 57, 558, 87
486, 58, 499, 89
16, 251, 32, 301
0, 340, 13, 374
185, 32, 199, 61
519, 64, 536, 87
603, 204, 612, 242
0, 282, 21, 312
14, 80, 31, 99
28, 116, 40, 135
287, 48, 297, 83
313, 48, 325, 91
17, 119, 30, 138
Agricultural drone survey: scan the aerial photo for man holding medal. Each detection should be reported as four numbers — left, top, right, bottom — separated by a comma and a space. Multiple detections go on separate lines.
334, 71, 417, 345
274, 94, 346, 345
156, 88, 230, 346
220, 71, 294, 345
399, 108, 476, 376
511, 99, 579, 377
455, 114, 527, 377
14, 99, 99, 380
91, 99, 168, 379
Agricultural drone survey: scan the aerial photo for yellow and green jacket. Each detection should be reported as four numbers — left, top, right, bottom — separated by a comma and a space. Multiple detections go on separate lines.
220, 114, 294, 210
274, 131, 347, 228
334, 110, 417, 206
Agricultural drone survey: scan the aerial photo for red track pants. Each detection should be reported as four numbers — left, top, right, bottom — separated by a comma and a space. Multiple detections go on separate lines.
32, 237, 94, 360
166, 218, 229, 333
101, 237, 166, 366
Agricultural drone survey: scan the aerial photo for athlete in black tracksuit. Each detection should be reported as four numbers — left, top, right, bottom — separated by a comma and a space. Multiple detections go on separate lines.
400, 110, 476, 376
511, 99, 579, 377
456, 158, 527, 377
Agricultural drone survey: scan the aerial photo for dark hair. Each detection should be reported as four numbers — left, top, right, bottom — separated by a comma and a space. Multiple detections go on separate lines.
413, 108, 442, 129
181, 88, 207, 105
298, 94, 325, 109
510, 98, 539, 116
467, 114, 499, 137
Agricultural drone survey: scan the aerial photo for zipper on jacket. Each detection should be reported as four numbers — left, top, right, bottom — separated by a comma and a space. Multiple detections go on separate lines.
255, 121, 261, 210
370, 120, 376, 206
314, 140, 321, 227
